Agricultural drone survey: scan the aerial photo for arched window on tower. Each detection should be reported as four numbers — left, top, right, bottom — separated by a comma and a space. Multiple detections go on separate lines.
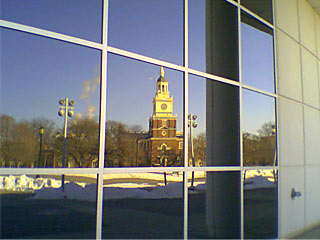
160, 143, 168, 150
162, 85, 165, 92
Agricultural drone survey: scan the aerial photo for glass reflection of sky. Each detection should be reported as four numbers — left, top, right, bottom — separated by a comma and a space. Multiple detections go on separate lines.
106, 54, 183, 132
0, 0, 102, 43
189, 1, 275, 94
1, 29, 101, 128
189, 0, 205, 72
1, 1, 275, 134
241, 22, 274, 92
189, 75, 276, 137
242, 89, 275, 134
189, 75, 206, 136
108, 0, 183, 65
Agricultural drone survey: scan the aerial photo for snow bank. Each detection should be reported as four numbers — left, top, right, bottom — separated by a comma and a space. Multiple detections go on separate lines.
0, 172, 276, 201
244, 175, 275, 190
0, 175, 62, 191
32, 182, 96, 201
31, 182, 184, 201
103, 182, 183, 200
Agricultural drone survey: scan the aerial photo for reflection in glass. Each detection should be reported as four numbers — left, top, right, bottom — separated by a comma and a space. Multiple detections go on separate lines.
0, 29, 101, 168
189, 0, 205, 72
0, 174, 97, 238
242, 89, 276, 166
208, 80, 240, 166
241, 12, 274, 92
244, 169, 278, 238
188, 171, 241, 239
105, 54, 183, 167
189, 74, 240, 166
0, 0, 103, 42
108, 0, 183, 65
240, 0, 273, 24
189, 75, 206, 167
190, 0, 238, 81
102, 172, 183, 239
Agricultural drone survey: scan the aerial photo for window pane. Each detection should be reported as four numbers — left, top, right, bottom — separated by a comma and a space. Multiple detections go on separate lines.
244, 169, 278, 238
189, 74, 240, 166
103, 172, 183, 238
1, 174, 97, 238
0, 0, 103, 43
241, 12, 275, 92
105, 54, 183, 167
188, 171, 241, 239
242, 89, 276, 166
188, 75, 206, 167
0, 29, 101, 168
189, 0, 205, 72
240, 0, 273, 24
189, 0, 239, 81
108, 0, 183, 65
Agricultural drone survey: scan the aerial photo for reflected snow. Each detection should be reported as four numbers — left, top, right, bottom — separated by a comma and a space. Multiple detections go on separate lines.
1, 171, 276, 201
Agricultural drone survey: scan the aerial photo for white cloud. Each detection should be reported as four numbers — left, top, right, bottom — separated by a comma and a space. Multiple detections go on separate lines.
88, 105, 97, 119
80, 77, 100, 99
75, 113, 83, 119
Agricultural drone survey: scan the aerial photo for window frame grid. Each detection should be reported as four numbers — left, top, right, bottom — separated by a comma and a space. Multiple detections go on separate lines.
0, 0, 279, 238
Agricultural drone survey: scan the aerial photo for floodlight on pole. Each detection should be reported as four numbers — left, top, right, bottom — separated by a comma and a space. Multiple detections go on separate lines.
58, 97, 75, 191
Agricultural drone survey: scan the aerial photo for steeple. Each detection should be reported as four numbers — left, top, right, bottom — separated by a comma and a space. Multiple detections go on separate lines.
153, 66, 173, 117
156, 66, 169, 95
157, 66, 167, 83
160, 66, 164, 78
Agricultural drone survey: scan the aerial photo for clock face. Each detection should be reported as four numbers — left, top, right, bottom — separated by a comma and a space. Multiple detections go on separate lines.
161, 103, 167, 110
161, 130, 167, 136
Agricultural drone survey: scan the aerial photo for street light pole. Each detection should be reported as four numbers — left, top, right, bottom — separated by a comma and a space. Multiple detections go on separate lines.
37, 126, 44, 167
188, 114, 197, 189
58, 98, 74, 191
159, 146, 167, 185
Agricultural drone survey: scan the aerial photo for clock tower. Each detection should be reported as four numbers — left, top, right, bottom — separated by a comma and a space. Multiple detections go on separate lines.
149, 66, 177, 138
153, 66, 173, 117
137, 66, 183, 166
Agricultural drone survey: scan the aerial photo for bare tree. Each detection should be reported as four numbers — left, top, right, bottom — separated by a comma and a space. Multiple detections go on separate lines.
243, 122, 276, 166
0, 115, 16, 166
105, 121, 144, 167
65, 117, 99, 167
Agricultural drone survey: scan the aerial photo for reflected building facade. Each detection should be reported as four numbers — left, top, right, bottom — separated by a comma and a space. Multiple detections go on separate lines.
138, 67, 183, 166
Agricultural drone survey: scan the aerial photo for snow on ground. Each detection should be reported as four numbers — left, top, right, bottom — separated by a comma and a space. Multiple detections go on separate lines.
0, 170, 276, 201
0, 175, 64, 191
244, 175, 275, 190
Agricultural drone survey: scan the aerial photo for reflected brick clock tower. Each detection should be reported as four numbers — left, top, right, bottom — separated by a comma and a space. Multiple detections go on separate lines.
138, 67, 183, 166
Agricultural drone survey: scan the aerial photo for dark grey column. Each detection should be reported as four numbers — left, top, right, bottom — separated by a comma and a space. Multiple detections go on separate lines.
205, 0, 240, 238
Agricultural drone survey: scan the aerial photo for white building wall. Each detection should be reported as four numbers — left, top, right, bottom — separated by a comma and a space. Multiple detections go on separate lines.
275, 0, 320, 237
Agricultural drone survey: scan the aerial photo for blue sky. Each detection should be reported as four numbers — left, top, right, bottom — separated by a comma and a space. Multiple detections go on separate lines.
108, 0, 183, 65
106, 54, 183, 131
0, 0, 103, 42
1, 28, 101, 128
241, 23, 274, 92
1, 0, 275, 134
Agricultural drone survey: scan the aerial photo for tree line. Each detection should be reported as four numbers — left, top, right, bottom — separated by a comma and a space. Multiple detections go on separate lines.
0, 114, 275, 167
243, 122, 276, 166
1, 114, 189, 167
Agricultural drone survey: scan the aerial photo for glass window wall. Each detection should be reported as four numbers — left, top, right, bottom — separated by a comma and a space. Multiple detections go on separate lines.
0, 0, 278, 238
0, 28, 101, 168
0, 0, 103, 42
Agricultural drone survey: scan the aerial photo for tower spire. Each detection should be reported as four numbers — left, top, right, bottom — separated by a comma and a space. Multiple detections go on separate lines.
160, 66, 164, 78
